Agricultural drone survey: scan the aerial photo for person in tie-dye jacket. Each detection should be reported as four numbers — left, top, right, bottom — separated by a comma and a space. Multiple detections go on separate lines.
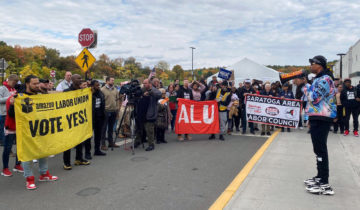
303, 55, 336, 196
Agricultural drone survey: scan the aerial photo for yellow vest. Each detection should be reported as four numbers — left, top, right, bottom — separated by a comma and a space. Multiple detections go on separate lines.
216, 89, 230, 111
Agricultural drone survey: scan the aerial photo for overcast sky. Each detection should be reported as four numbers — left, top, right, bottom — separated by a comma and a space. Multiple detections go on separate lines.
1, 0, 359, 69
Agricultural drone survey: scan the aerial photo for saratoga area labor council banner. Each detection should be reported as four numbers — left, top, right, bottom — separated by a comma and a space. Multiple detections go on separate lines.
175, 99, 219, 134
14, 88, 93, 162
245, 94, 302, 128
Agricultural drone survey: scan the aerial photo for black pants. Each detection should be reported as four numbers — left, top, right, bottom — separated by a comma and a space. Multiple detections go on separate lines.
310, 120, 331, 184
94, 117, 104, 152
241, 107, 253, 133
156, 127, 165, 142
63, 143, 84, 165
84, 138, 91, 155
334, 105, 344, 133
344, 107, 359, 131
234, 107, 241, 130
101, 111, 117, 146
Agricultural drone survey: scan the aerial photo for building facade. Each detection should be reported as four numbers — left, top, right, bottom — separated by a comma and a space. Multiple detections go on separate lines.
333, 39, 360, 84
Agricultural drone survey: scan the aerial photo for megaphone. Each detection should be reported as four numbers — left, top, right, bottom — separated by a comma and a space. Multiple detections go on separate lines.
279, 69, 307, 84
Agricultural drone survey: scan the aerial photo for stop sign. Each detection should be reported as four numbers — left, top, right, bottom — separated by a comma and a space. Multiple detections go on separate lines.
78, 28, 94, 47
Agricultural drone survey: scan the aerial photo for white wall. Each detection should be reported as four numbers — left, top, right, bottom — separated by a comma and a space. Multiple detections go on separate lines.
333, 39, 360, 84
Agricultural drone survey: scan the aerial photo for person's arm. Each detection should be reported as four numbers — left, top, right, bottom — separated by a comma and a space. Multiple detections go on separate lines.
0, 87, 9, 104
151, 87, 162, 100
199, 83, 206, 93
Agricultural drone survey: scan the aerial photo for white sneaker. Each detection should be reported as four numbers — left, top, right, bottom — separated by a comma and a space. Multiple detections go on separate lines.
299, 126, 304, 130
306, 183, 335, 195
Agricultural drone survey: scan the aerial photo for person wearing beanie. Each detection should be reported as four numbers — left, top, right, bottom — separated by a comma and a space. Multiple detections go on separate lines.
304, 55, 336, 195
340, 78, 360, 137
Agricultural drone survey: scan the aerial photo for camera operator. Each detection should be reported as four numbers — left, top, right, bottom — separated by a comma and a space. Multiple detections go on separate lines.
133, 79, 161, 151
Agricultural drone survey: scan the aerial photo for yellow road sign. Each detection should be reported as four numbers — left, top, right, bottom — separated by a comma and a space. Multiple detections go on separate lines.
75, 48, 96, 72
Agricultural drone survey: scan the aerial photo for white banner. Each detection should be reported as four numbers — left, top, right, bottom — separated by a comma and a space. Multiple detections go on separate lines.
245, 94, 302, 128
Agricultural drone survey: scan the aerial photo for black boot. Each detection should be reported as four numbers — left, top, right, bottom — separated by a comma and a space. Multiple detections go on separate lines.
85, 153, 92, 160
219, 135, 225, 141
209, 134, 215, 140
145, 144, 155, 151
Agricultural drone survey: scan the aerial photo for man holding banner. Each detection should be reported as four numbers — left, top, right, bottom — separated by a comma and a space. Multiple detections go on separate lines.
16, 75, 58, 190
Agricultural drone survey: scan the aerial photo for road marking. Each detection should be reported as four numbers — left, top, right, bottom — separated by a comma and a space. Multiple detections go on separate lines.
209, 129, 281, 210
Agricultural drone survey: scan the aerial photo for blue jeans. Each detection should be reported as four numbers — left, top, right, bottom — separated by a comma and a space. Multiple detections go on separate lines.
2, 134, 20, 169
22, 158, 48, 177
170, 109, 177, 130
0, 115, 5, 145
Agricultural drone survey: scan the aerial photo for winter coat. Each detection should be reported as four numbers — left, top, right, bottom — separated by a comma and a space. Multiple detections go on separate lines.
156, 98, 170, 129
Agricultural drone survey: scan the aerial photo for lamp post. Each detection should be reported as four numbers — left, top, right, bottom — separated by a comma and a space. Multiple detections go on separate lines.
337, 53, 346, 79
190, 47, 195, 80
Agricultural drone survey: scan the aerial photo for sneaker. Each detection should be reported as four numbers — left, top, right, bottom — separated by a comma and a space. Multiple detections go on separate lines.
109, 143, 120, 148
304, 177, 321, 186
13, 164, 24, 173
101, 145, 108, 151
266, 131, 271, 136
1, 168, 13, 177
344, 130, 349, 136
299, 126, 304, 130
306, 182, 335, 195
63, 164, 72, 170
145, 144, 155, 151
39, 171, 58, 181
354, 130, 359, 137
219, 135, 225, 141
261, 132, 265, 136
185, 135, 192, 141
74, 159, 90, 166
26, 176, 37, 190
94, 151, 107, 156
209, 134, 216, 140
177, 136, 184, 141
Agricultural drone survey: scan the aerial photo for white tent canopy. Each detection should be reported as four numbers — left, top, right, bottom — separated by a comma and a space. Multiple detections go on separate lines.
207, 58, 280, 86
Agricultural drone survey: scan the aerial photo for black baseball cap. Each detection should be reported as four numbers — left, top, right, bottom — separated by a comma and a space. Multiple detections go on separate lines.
309, 55, 327, 70
39, 79, 49, 83
344, 78, 351, 83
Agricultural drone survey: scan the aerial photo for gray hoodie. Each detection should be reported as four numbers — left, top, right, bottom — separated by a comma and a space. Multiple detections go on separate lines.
0, 86, 12, 116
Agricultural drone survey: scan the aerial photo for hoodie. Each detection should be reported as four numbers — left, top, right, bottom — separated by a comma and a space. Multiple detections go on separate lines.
340, 85, 360, 108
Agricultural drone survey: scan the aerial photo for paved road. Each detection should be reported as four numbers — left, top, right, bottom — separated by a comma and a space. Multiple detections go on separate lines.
0, 133, 266, 210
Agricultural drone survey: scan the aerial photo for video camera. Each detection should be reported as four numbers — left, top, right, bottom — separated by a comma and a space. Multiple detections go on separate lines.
120, 79, 143, 104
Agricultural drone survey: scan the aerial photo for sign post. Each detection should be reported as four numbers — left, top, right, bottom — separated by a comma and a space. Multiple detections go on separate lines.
0, 58, 9, 83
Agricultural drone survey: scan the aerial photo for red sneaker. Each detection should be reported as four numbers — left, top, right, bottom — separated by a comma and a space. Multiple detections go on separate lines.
39, 171, 58, 181
354, 130, 359, 137
26, 176, 37, 190
13, 164, 24, 173
1, 168, 13, 177
344, 130, 349, 136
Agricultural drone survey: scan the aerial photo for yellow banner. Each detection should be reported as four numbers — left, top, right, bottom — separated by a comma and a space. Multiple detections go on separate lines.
15, 88, 93, 162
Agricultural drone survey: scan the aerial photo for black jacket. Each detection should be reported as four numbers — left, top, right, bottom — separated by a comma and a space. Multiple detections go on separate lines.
340, 85, 360, 108
92, 90, 106, 119
237, 87, 255, 108
177, 86, 193, 100
260, 90, 272, 96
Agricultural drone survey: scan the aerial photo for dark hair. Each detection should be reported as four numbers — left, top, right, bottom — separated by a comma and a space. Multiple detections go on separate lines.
106, 76, 114, 82
25, 75, 38, 84
90, 80, 99, 86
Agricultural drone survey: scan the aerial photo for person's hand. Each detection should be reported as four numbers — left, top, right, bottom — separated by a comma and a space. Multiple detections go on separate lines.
144, 91, 150, 96
10, 97, 14, 105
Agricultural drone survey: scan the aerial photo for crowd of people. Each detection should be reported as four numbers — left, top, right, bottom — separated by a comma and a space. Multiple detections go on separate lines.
0, 63, 359, 191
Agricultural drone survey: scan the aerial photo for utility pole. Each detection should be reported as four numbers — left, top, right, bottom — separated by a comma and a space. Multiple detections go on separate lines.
337, 53, 346, 79
190, 47, 195, 80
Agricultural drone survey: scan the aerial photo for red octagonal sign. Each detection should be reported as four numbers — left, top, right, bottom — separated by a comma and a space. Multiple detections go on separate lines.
78, 28, 94, 47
